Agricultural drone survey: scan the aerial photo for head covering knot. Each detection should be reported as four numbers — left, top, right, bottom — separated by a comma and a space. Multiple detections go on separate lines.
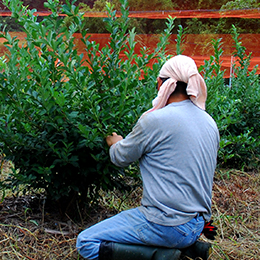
146, 55, 207, 114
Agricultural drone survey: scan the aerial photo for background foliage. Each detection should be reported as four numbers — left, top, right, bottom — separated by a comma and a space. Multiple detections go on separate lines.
0, 0, 259, 214
77, 0, 260, 34
2, 0, 260, 34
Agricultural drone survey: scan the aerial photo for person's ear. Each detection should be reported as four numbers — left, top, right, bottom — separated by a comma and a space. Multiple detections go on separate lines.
157, 77, 163, 91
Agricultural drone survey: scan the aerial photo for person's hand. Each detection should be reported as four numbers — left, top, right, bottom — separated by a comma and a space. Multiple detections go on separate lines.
106, 132, 123, 147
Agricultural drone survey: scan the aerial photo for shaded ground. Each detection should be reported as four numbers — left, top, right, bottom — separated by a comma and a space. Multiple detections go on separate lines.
0, 165, 259, 259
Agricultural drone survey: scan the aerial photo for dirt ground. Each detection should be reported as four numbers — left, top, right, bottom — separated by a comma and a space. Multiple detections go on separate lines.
0, 163, 259, 259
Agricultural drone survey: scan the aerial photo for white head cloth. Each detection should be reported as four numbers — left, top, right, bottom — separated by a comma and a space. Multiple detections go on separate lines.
145, 55, 207, 114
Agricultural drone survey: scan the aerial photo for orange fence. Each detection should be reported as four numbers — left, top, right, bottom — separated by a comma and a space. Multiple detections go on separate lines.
76, 33, 260, 77
1, 8, 260, 19
1, 32, 259, 77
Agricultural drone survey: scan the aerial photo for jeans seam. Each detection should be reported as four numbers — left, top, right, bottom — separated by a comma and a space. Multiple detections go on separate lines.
174, 226, 189, 236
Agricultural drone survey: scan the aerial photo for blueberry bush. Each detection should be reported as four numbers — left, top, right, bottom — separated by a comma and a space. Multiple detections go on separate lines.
0, 0, 174, 213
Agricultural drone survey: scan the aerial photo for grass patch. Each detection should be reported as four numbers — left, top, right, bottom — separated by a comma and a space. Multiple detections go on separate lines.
0, 160, 259, 259
211, 169, 260, 259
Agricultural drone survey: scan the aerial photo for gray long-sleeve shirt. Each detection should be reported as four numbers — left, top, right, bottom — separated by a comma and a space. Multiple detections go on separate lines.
109, 100, 219, 226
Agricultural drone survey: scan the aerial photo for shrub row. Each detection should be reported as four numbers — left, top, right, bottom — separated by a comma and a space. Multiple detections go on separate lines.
0, 0, 173, 213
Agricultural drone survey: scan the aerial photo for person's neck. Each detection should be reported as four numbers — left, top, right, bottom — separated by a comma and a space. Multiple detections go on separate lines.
167, 94, 190, 105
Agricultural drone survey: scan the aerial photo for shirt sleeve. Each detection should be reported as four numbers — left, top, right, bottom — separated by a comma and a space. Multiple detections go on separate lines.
109, 118, 149, 168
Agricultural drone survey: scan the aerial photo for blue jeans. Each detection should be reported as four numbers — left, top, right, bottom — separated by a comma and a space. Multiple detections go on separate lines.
76, 208, 204, 259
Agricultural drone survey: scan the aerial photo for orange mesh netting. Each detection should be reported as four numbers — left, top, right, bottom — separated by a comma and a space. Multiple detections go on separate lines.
1, 8, 260, 18
1, 8, 260, 77
67, 33, 260, 78
1, 32, 259, 78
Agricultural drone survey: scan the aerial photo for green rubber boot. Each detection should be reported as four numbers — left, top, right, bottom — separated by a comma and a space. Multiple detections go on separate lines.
99, 242, 182, 260
180, 241, 212, 260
